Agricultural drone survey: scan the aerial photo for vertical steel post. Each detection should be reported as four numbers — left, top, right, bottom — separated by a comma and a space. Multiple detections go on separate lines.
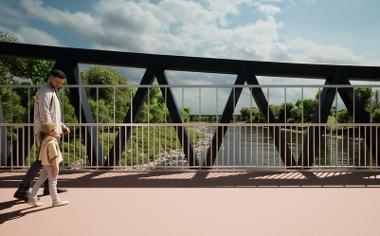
0, 103, 7, 166
54, 60, 104, 166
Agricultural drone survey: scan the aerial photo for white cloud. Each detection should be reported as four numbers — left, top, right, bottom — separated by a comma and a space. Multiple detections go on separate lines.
20, 0, 103, 39
183, 16, 286, 62
16, 0, 365, 68
0, 2, 25, 26
4, 0, 376, 113
285, 38, 363, 65
15, 26, 60, 46
254, 3, 282, 15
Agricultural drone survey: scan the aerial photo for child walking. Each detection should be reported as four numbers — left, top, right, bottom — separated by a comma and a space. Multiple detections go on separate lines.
28, 122, 69, 207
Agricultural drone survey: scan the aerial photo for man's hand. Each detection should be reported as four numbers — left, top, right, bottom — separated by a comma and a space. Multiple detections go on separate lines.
52, 168, 59, 177
62, 125, 70, 134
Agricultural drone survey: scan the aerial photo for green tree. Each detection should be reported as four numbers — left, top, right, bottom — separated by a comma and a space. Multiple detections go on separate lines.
28, 59, 55, 85
180, 107, 191, 123
81, 66, 131, 123
355, 87, 372, 109
329, 88, 373, 124
0, 31, 27, 122
136, 86, 173, 123
294, 98, 317, 123
372, 108, 380, 123
270, 103, 294, 122
61, 93, 78, 123
240, 107, 263, 123
0, 81, 27, 123
337, 108, 352, 123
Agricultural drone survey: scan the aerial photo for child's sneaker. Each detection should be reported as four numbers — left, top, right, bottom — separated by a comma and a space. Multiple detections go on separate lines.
27, 198, 43, 207
52, 200, 70, 207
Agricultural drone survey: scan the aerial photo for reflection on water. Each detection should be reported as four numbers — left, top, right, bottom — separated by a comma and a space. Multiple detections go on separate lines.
196, 126, 371, 167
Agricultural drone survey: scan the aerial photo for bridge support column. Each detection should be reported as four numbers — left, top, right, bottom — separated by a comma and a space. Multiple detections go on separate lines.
54, 60, 104, 166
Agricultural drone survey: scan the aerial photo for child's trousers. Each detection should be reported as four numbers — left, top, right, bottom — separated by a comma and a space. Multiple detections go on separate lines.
29, 166, 59, 202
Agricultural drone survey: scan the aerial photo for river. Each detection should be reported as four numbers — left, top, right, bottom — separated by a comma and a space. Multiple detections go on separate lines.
195, 126, 371, 167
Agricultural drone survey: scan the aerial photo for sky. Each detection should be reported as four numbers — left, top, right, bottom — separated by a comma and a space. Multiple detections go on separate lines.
1, 0, 380, 113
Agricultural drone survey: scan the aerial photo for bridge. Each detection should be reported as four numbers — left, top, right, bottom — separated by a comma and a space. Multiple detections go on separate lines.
1, 42, 380, 235
1, 42, 380, 171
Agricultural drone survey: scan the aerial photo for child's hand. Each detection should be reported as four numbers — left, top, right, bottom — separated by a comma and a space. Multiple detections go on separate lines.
52, 168, 59, 177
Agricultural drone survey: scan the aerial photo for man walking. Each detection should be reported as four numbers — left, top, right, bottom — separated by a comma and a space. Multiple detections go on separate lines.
14, 69, 70, 201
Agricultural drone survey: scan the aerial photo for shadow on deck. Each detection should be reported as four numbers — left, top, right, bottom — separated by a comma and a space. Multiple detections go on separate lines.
1, 170, 380, 188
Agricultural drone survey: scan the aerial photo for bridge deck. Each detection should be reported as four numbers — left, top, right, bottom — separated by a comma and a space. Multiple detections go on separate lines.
1, 171, 380, 236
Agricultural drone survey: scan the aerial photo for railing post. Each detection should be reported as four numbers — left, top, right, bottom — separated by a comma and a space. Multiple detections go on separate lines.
0, 103, 7, 166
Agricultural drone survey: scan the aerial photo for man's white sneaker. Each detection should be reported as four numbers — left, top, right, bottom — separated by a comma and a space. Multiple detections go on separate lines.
27, 199, 43, 207
52, 200, 70, 207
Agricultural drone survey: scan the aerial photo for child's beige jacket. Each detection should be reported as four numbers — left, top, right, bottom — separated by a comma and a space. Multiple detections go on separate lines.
39, 136, 63, 169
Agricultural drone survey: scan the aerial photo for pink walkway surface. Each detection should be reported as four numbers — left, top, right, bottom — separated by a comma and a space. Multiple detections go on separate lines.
1, 171, 380, 236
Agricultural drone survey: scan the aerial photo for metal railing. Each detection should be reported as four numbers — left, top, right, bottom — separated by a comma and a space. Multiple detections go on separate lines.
1, 122, 379, 170
2, 42, 380, 171
1, 83, 380, 171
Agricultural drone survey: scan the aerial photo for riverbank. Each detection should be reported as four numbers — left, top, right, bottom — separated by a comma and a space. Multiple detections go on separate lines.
125, 127, 212, 169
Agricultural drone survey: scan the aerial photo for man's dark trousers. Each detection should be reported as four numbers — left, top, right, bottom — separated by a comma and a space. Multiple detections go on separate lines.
17, 159, 46, 191
14, 158, 50, 202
